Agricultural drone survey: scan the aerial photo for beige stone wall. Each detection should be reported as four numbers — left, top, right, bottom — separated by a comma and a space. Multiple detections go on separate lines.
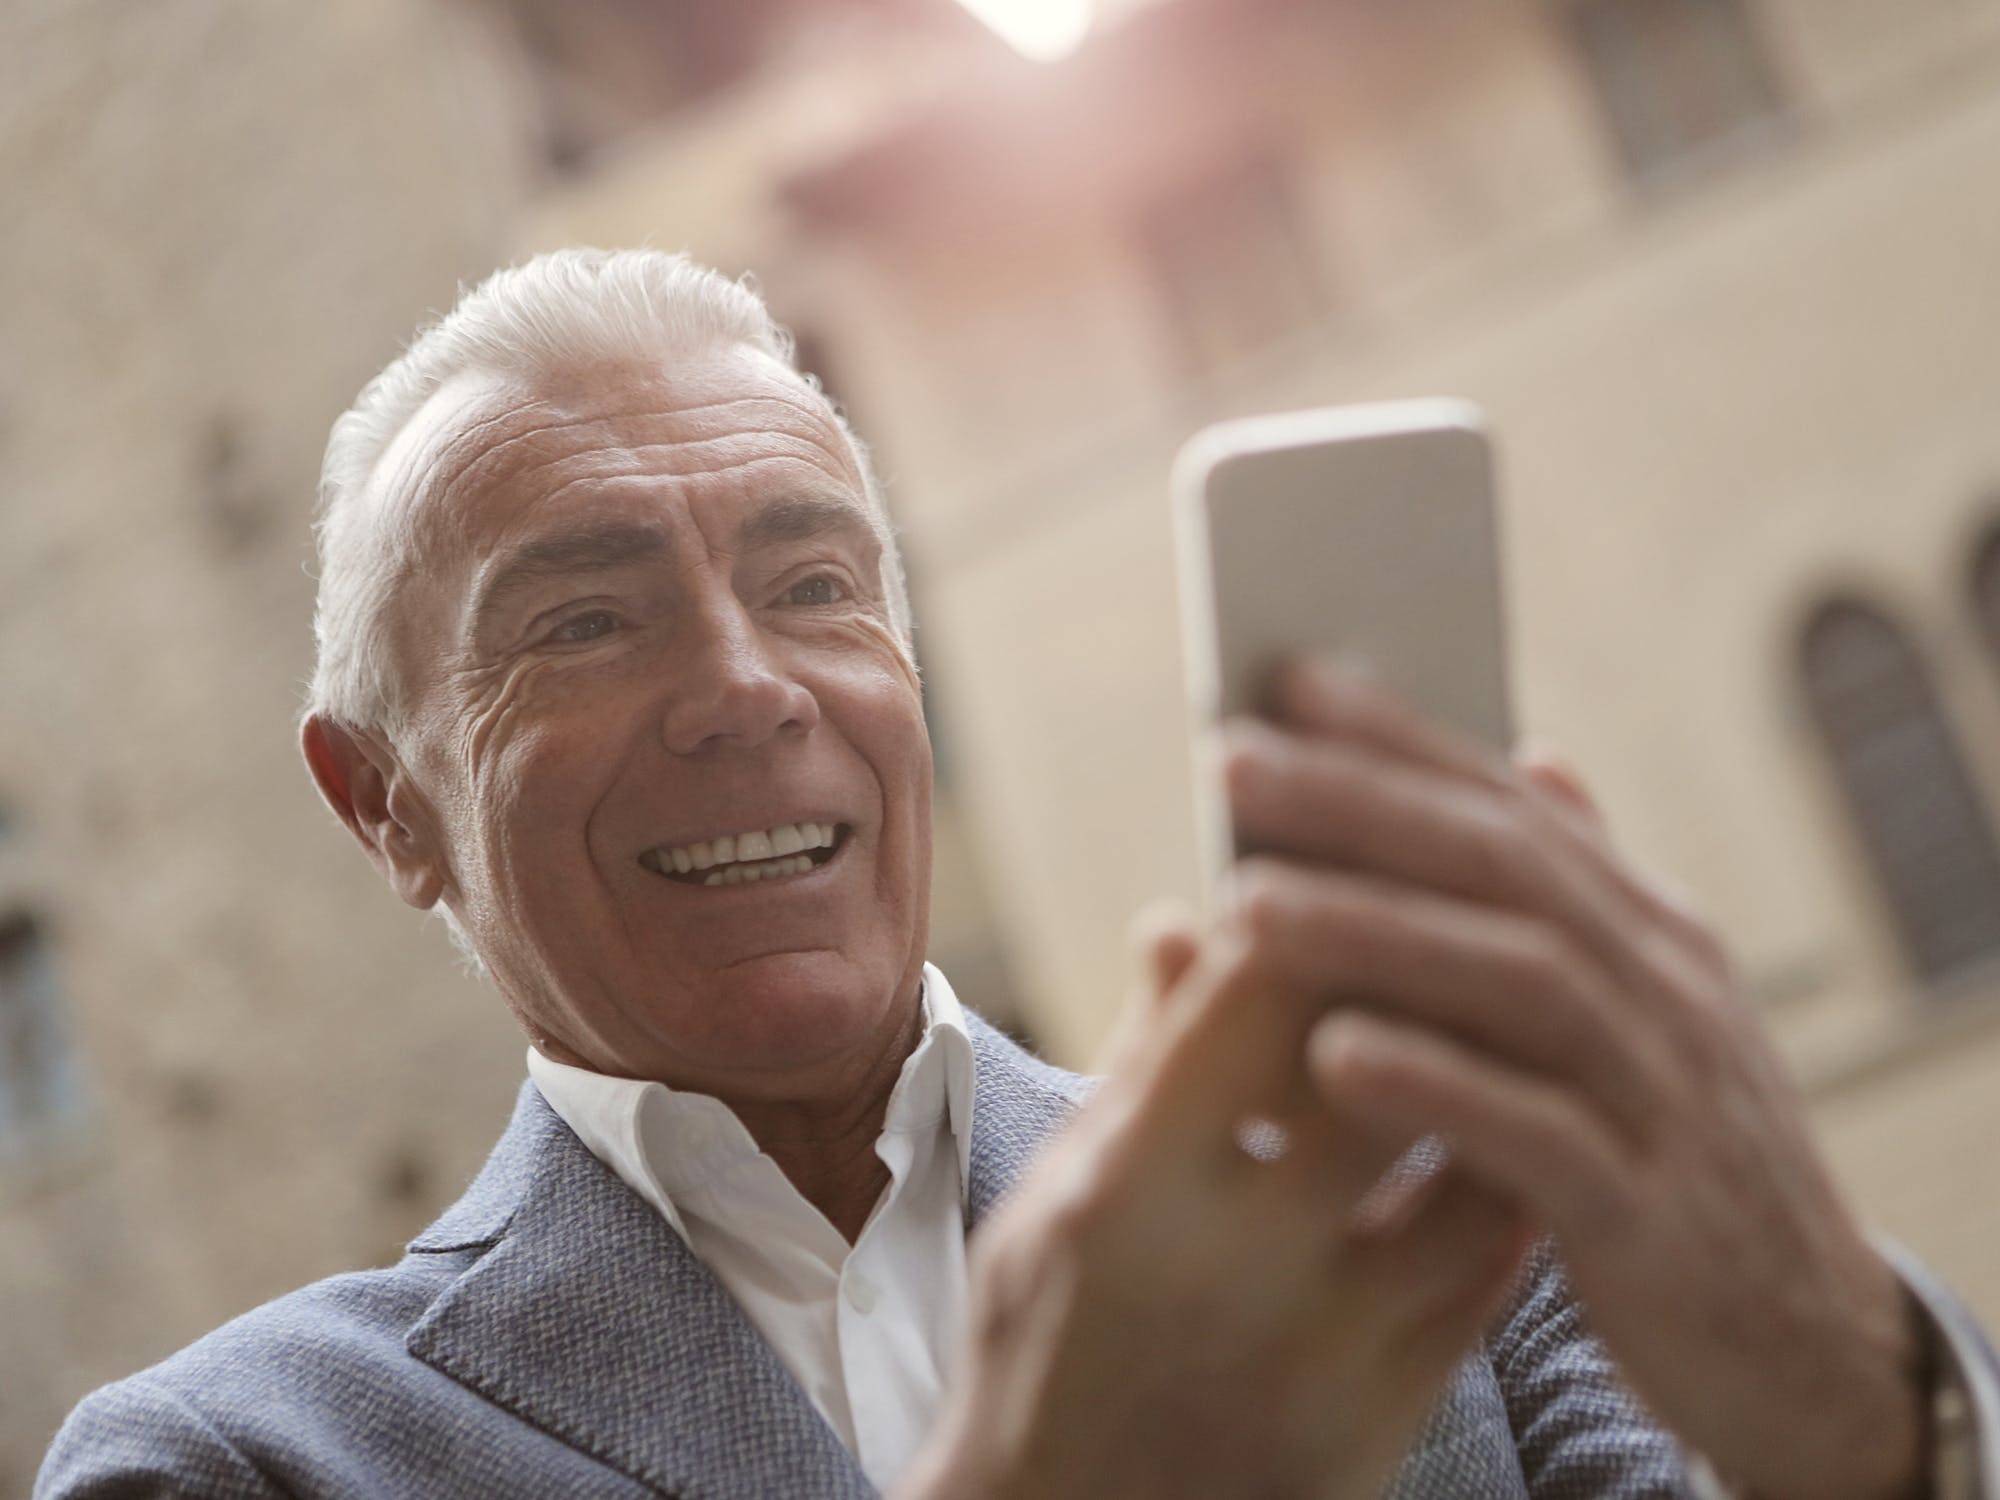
0, 1, 536, 1486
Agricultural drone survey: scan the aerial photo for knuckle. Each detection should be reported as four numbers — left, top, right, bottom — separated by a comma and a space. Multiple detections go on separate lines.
1506, 923, 1584, 997
1518, 792, 1584, 860
1659, 980, 1736, 1087
1201, 926, 1274, 1009
1623, 1035, 1688, 1132
1336, 893, 1407, 975
1491, 769, 1540, 816
1567, 1168, 1642, 1247
1461, 802, 1536, 888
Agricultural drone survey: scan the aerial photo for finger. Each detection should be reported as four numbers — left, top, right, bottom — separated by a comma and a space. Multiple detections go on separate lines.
1224, 721, 1666, 997
1092, 989, 1159, 1080
1249, 1086, 1419, 1233
1267, 655, 1513, 793
1268, 665, 1703, 989
1092, 901, 1207, 1077
1516, 749, 1603, 824
1329, 1164, 1530, 1388
1350, 1162, 1522, 1302
1124, 931, 1346, 1189
1309, 1011, 1636, 1252
1515, 750, 1734, 983
1377, 1208, 1536, 1400
1136, 898, 1202, 1002
1229, 860, 1669, 1142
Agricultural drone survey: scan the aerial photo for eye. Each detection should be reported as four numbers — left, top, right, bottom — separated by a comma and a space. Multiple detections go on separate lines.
548, 609, 619, 644
783, 573, 849, 608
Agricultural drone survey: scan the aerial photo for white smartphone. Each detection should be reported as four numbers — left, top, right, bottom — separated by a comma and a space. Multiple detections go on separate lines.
1171, 398, 1515, 905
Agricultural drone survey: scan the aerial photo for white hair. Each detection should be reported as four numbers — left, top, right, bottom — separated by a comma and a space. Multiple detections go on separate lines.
305, 246, 912, 740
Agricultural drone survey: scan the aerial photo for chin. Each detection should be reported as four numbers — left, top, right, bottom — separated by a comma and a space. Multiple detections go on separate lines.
668, 949, 913, 1074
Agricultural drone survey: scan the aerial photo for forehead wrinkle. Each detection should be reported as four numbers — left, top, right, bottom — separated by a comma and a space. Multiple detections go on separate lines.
431, 393, 857, 514
426, 412, 650, 515
500, 432, 860, 504
452, 391, 845, 478
500, 460, 873, 569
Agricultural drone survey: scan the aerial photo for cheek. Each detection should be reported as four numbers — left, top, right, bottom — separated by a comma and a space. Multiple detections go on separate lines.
827, 628, 933, 892
826, 622, 931, 780
816, 607, 919, 687
447, 661, 634, 882
452, 655, 551, 791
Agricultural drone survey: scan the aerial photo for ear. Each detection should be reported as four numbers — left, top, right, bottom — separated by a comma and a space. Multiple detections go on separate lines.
301, 714, 450, 911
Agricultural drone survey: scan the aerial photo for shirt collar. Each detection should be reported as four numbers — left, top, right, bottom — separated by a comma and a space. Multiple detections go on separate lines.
913, 961, 977, 1201
525, 962, 978, 1224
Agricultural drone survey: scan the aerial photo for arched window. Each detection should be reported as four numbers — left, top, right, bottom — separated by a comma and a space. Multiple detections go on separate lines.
1800, 598, 2000, 988
0, 909, 86, 1151
1970, 521, 2000, 662
1567, 0, 1788, 187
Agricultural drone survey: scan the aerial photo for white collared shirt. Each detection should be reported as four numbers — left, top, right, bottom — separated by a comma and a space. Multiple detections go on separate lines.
526, 962, 976, 1493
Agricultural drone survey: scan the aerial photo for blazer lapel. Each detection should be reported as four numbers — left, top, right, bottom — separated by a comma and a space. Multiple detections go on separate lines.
960, 1012, 1095, 1229
403, 1016, 1092, 1499
406, 1086, 872, 1500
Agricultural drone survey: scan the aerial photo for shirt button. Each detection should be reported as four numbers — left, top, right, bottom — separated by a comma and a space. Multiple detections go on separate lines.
846, 1273, 879, 1314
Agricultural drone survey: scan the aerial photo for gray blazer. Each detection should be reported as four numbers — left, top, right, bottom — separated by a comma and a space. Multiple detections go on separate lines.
39, 1012, 1701, 1498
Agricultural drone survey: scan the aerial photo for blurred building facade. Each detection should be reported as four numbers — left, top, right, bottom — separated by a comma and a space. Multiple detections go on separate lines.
524, 0, 2000, 1321
9, 0, 2000, 1487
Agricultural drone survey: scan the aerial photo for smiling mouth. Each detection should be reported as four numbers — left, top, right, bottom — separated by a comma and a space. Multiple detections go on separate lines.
639, 821, 852, 889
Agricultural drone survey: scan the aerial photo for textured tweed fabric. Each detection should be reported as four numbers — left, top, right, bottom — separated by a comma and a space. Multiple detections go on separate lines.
39, 1011, 1704, 1498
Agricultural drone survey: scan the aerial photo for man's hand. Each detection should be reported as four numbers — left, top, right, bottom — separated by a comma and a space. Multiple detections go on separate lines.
898, 914, 1530, 1500
1219, 657, 1926, 1500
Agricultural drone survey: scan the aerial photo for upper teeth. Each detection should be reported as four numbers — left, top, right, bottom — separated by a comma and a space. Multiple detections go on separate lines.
650, 822, 839, 875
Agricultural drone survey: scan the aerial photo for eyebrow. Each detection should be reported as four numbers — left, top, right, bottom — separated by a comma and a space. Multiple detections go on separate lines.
468, 496, 876, 631
738, 494, 877, 552
471, 519, 673, 629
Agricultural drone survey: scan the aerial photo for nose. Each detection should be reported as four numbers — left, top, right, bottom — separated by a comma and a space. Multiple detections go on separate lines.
658, 598, 820, 756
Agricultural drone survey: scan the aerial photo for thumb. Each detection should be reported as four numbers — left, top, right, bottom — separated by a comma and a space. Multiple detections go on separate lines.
1092, 899, 1202, 1076
1136, 898, 1202, 1000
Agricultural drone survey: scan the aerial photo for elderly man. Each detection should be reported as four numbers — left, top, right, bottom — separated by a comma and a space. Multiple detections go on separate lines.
37, 248, 2000, 1498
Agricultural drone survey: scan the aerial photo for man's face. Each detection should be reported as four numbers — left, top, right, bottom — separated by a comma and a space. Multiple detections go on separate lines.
374, 347, 932, 1096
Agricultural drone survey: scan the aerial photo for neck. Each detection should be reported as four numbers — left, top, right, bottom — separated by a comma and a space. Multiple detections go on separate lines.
723, 995, 927, 1244
533, 975, 933, 1243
